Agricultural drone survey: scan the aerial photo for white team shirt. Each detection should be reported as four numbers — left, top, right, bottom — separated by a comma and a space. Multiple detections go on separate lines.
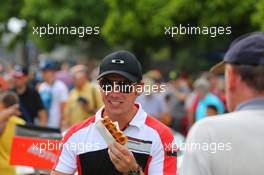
53, 104, 177, 175
39, 80, 68, 128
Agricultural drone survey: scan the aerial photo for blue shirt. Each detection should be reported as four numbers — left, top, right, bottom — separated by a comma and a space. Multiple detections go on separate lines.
235, 97, 264, 111
195, 93, 224, 121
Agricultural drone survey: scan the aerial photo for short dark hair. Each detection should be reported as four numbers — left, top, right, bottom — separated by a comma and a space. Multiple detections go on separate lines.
0, 91, 18, 108
232, 64, 264, 92
207, 104, 218, 113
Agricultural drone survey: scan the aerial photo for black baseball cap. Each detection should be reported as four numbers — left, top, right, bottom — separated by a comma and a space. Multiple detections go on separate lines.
210, 32, 264, 73
97, 50, 142, 82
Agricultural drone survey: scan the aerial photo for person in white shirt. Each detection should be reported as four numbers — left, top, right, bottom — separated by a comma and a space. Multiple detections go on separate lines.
180, 32, 264, 175
38, 60, 68, 128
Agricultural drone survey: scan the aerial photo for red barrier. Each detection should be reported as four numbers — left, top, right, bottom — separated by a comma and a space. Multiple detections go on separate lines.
10, 136, 61, 170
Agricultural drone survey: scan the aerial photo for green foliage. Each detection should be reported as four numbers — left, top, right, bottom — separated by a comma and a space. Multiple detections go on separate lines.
19, 0, 108, 50
0, 0, 264, 73
0, 0, 23, 21
252, 0, 264, 30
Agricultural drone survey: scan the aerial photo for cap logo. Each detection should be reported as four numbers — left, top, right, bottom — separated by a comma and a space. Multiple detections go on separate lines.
111, 59, 125, 64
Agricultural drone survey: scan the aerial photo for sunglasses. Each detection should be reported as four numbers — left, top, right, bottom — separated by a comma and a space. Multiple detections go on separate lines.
99, 78, 137, 93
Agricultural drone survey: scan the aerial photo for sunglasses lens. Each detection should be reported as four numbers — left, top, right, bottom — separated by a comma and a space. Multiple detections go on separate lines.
99, 79, 134, 93
100, 79, 113, 91
121, 82, 132, 93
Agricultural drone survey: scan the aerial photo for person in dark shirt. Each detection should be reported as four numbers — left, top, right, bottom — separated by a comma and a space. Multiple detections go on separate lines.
11, 65, 47, 126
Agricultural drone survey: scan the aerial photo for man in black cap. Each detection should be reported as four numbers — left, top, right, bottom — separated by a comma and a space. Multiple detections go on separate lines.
180, 32, 264, 175
12, 65, 47, 126
52, 50, 177, 175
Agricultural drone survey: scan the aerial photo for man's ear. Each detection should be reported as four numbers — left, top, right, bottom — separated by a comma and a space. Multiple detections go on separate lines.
226, 65, 237, 91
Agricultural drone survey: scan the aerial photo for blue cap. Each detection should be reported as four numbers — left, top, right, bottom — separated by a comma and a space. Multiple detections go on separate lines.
40, 60, 57, 71
210, 32, 264, 73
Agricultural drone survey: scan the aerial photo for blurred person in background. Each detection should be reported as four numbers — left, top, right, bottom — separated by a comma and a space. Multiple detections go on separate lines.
184, 81, 198, 128
0, 105, 20, 124
201, 72, 221, 96
193, 78, 224, 121
0, 62, 9, 91
11, 65, 47, 126
38, 60, 68, 128
90, 66, 100, 84
180, 32, 264, 175
206, 104, 218, 116
0, 76, 9, 91
55, 62, 74, 90
0, 63, 10, 91
136, 77, 168, 121
64, 64, 103, 127
202, 72, 227, 111
0, 91, 24, 175
165, 78, 190, 135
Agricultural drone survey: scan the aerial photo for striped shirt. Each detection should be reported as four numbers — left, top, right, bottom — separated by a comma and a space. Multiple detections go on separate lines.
53, 104, 177, 175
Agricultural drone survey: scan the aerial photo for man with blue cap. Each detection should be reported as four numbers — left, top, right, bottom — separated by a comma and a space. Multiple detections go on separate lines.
180, 32, 264, 175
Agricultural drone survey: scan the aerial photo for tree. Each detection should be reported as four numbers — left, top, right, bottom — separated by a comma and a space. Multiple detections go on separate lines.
20, 0, 108, 53
101, 0, 264, 71
0, 0, 263, 73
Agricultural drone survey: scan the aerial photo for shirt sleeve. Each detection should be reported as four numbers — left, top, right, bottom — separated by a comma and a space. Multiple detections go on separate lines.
34, 90, 45, 111
179, 120, 212, 175
148, 129, 177, 175
53, 133, 77, 174
57, 82, 69, 102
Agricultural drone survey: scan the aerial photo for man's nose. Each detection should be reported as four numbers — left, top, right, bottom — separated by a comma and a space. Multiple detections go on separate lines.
107, 84, 122, 97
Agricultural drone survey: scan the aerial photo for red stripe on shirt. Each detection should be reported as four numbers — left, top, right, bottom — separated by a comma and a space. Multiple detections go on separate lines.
77, 155, 83, 175
144, 155, 152, 175
145, 116, 177, 175
52, 116, 95, 170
